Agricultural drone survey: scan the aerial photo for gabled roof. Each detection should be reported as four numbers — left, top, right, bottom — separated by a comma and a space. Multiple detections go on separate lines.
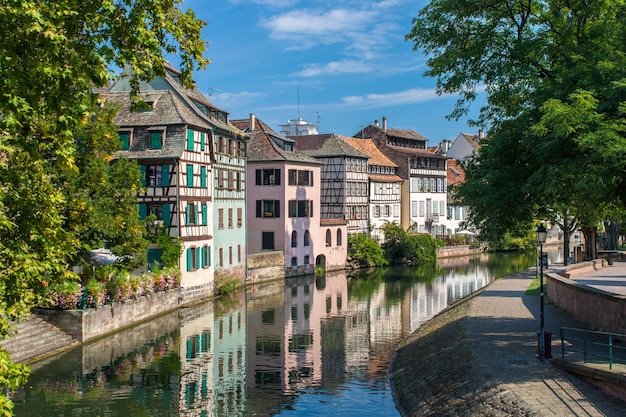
459, 132, 482, 151
447, 159, 466, 186
385, 127, 428, 142
292, 134, 370, 159
107, 63, 243, 138
338, 137, 397, 167
231, 117, 320, 164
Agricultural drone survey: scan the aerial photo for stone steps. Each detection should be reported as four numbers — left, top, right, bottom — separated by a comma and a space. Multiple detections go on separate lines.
0, 315, 78, 363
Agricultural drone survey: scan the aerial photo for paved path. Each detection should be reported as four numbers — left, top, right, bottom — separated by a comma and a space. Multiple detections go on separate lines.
569, 262, 626, 296
467, 267, 625, 416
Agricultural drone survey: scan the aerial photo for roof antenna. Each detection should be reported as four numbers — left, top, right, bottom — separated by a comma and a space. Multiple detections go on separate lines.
297, 85, 301, 120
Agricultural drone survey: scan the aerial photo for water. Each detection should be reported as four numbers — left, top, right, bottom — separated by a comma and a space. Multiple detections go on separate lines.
12, 251, 538, 416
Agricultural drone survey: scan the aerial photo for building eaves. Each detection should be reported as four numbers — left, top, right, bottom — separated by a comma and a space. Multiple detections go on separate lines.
293, 134, 370, 159
339, 137, 398, 167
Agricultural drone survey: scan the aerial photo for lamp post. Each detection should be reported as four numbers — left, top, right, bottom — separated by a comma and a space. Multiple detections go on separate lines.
536, 224, 548, 361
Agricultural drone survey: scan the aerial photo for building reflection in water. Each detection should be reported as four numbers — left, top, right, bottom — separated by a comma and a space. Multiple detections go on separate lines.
14, 252, 536, 417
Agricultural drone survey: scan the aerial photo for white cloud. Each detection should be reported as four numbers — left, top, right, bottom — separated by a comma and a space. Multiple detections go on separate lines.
210, 91, 265, 110
341, 87, 441, 109
294, 60, 373, 77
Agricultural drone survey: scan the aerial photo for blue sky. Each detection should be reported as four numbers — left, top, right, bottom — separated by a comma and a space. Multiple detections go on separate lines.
179, 0, 484, 144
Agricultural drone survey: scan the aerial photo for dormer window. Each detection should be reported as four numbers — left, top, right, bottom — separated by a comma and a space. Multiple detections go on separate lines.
148, 126, 166, 149
118, 130, 132, 150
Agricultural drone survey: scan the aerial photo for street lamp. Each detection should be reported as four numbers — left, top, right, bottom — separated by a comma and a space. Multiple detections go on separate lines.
536, 224, 548, 361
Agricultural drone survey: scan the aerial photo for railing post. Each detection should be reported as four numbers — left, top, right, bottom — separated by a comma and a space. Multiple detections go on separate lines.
609, 334, 613, 370
560, 327, 565, 359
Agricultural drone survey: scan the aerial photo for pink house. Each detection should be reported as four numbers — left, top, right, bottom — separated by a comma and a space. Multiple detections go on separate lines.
231, 115, 346, 277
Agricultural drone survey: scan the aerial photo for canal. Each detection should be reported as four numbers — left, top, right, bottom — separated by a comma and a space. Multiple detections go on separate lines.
13, 251, 542, 416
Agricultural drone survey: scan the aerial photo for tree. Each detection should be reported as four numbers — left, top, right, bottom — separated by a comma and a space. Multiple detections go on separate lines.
408, 0, 626, 260
0, 1, 208, 414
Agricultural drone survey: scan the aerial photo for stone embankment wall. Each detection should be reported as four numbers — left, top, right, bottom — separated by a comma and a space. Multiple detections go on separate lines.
547, 260, 626, 335
436, 245, 485, 259
34, 288, 183, 343
246, 251, 286, 283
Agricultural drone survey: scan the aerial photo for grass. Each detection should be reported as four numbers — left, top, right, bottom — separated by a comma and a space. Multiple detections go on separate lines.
525, 277, 541, 295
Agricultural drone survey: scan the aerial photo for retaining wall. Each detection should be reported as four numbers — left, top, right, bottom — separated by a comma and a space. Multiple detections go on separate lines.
547, 263, 626, 335
34, 288, 183, 343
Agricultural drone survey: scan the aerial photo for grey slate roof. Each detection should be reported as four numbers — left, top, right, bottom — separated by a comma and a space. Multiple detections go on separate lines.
291, 134, 370, 159
230, 117, 320, 165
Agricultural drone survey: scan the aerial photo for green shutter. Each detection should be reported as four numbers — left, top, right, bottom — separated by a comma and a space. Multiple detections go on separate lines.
201, 245, 206, 268
186, 248, 192, 271
186, 204, 190, 225
200, 166, 206, 188
202, 204, 207, 226
187, 129, 194, 151
195, 204, 199, 225
138, 204, 147, 219
200, 132, 205, 151
161, 165, 170, 187
150, 132, 163, 149
140, 165, 147, 186
196, 247, 201, 269
119, 132, 130, 150
187, 165, 193, 188
162, 204, 171, 226
207, 246, 211, 266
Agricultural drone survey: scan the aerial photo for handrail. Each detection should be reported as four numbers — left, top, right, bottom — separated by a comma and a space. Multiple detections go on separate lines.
559, 327, 626, 370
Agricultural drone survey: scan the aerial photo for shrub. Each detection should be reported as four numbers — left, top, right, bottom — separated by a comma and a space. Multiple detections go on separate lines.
214, 275, 240, 296
382, 223, 444, 265
348, 233, 388, 267
85, 279, 107, 308
48, 281, 83, 309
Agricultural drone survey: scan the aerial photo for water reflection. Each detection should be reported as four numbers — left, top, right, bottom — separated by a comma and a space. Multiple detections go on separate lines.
13, 251, 537, 417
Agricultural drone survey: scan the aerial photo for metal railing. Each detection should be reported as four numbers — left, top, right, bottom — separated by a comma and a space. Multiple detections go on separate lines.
559, 327, 626, 370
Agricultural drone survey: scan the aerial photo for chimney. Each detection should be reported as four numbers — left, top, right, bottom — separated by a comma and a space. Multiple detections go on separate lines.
382, 116, 387, 132
374, 119, 379, 127
478, 129, 484, 139
249, 113, 255, 132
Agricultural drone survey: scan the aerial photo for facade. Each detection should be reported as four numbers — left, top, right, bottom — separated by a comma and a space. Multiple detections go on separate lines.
445, 130, 484, 162
232, 115, 346, 275
104, 64, 247, 301
338, 137, 402, 242
354, 118, 449, 235
444, 159, 472, 234
291, 134, 370, 234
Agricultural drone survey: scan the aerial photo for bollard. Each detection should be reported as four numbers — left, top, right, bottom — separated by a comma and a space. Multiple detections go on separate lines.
537, 331, 553, 359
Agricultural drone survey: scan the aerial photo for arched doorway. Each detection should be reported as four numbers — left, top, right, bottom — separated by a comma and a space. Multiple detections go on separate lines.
315, 254, 326, 268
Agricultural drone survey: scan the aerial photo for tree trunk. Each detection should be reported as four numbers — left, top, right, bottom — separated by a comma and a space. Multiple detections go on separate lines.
562, 226, 571, 266
603, 218, 619, 250
582, 226, 597, 260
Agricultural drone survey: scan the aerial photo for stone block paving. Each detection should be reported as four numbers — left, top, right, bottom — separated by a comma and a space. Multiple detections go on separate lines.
467, 268, 625, 416
390, 265, 626, 417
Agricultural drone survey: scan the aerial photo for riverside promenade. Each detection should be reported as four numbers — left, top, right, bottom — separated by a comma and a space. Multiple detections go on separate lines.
390, 263, 626, 416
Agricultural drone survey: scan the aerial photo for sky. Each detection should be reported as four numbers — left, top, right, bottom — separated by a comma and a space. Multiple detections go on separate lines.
178, 0, 485, 145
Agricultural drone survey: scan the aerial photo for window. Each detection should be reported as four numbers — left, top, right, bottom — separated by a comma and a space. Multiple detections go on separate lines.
384, 205, 390, 217
393, 205, 400, 217
218, 136, 225, 154
288, 200, 313, 218
374, 205, 380, 218
287, 170, 312, 186
417, 178, 422, 192
218, 208, 224, 229
256, 169, 281, 186
186, 203, 197, 225
237, 245, 241, 263
262, 232, 275, 250
437, 178, 443, 193
256, 200, 280, 218
228, 208, 233, 228
187, 164, 193, 188
431, 178, 436, 192
337, 229, 342, 246
291, 231, 297, 247
423, 179, 429, 192
119, 132, 130, 150
229, 246, 233, 265
149, 131, 163, 149
411, 201, 418, 217
238, 141, 246, 157
419, 201, 425, 217
304, 255, 310, 265
219, 248, 224, 267
304, 230, 310, 246
204, 245, 211, 267
144, 165, 170, 187
187, 247, 196, 271
187, 129, 194, 151
325, 229, 332, 247
440, 201, 445, 216
237, 207, 242, 227
291, 257, 297, 268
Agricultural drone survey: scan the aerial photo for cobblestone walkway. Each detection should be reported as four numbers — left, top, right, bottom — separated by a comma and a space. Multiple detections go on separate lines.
389, 267, 625, 417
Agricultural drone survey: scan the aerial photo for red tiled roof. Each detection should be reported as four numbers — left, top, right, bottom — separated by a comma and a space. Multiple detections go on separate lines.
339, 137, 398, 167
447, 159, 466, 185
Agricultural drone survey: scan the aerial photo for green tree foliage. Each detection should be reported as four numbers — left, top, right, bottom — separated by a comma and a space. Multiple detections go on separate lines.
0, 1, 208, 413
347, 234, 388, 267
407, 0, 626, 261
382, 223, 443, 265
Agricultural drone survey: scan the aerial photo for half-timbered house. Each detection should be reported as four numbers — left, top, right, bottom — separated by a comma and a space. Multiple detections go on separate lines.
104, 64, 248, 302
291, 134, 370, 234
354, 117, 449, 235
233, 115, 347, 276
338, 137, 402, 242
